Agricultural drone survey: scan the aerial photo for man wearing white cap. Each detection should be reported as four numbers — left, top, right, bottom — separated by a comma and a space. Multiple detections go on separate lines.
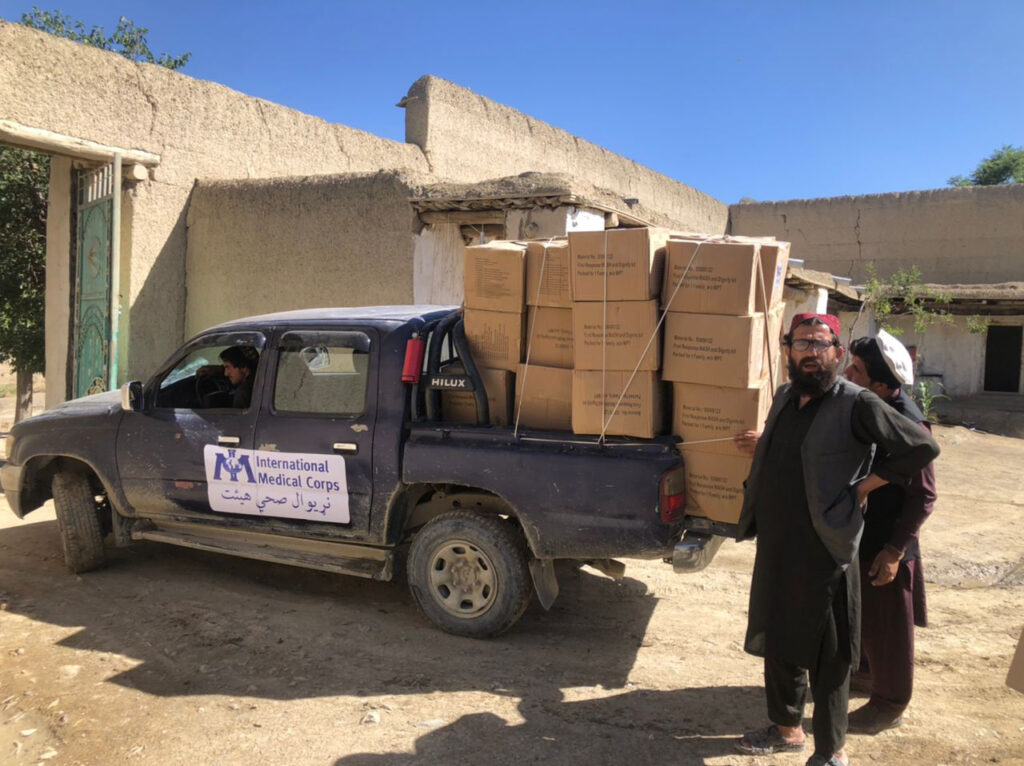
845, 330, 937, 734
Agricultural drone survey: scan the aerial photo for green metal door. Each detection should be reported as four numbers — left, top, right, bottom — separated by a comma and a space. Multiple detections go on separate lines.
73, 164, 114, 399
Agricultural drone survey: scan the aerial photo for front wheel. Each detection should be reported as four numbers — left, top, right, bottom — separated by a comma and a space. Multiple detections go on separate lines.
407, 511, 532, 638
51, 471, 106, 573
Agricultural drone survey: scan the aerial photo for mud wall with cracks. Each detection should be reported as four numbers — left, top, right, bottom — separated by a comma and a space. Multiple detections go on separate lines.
186, 172, 426, 338
0, 21, 429, 388
729, 185, 1024, 285
401, 75, 728, 234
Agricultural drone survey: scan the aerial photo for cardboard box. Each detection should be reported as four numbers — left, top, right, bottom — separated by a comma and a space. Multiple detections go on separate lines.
464, 241, 527, 313
662, 239, 761, 315
525, 240, 572, 308
573, 300, 660, 372
525, 306, 573, 369
682, 449, 753, 525
464, 309, 525, 372
756, 241, 790, 313
661, 236, 790, 315
441, 363, 513, 427
569, 227, 669, 301
1008, 626, 1024, 694
672, 380, 773, 456
572, 370, 663, 439
514, 364, 572, 431
662, 305, 784, 387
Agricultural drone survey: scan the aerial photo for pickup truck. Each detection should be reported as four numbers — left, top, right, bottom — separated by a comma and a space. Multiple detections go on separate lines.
2, 306, 721, 637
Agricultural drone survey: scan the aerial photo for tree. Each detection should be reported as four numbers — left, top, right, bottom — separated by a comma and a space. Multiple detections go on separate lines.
1, 10, 189, 422
862, 264, 988, 419
948, 144, 1024, 187
862, 264, 954, 337
19, 8, 191, 69
0, 148, 48, 422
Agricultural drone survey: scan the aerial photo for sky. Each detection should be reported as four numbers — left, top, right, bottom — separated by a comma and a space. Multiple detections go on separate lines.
2, 1, 1021, 204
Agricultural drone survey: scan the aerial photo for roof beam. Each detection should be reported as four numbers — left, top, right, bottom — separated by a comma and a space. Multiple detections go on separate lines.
419, 210, 505, 225
0, 119, 160, 166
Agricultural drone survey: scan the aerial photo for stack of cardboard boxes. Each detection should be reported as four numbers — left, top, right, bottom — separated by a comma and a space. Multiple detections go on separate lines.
456, 238, 577, 430
515, 239, 575, 430
661, 236, 790, 524
569, 228, 670, 439
451, 240, 527, 426
458, 229, 790, 525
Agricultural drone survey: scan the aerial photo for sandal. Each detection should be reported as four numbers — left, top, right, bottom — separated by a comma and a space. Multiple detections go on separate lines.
735, 723, 807, 755
806, 755, 849, 766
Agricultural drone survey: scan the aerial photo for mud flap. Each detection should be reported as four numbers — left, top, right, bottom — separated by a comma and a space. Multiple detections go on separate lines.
528, 557, 559, 610
111, 509, 133, 547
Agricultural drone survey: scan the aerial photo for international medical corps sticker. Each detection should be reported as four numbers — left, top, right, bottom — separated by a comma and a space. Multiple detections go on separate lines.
203, 446, 351, 523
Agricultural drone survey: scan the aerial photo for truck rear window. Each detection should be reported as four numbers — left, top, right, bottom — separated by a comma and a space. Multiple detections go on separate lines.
273, 331, 370, 416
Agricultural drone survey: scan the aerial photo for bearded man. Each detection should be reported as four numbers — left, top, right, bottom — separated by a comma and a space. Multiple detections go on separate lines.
732, 314, 940, 766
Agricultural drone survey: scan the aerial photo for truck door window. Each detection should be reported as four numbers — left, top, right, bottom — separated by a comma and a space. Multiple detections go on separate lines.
273, 331, 371, 416
153, 334, 265, 410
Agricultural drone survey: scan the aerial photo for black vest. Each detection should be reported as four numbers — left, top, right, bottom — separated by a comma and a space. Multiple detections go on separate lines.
738, 377, 875, 568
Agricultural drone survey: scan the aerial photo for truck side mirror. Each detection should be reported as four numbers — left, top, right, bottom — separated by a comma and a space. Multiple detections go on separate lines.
121, 381, 144, 412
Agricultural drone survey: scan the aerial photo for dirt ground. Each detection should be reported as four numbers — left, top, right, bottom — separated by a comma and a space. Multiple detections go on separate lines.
0, 424, 1022, 766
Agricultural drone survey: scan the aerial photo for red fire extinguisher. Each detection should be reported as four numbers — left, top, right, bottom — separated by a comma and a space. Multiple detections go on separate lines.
402, 333, 426, 383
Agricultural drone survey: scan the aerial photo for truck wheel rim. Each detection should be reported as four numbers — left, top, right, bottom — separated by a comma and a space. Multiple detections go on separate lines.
427, 539, 498, 618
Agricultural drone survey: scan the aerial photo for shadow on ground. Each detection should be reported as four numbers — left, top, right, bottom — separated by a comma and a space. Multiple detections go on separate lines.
0, 516, 664, 701
333, 685, 765, 766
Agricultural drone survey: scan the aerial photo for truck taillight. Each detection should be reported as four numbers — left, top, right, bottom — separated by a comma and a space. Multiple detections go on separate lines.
660, 468, 686, 523
402, 336, 426, 383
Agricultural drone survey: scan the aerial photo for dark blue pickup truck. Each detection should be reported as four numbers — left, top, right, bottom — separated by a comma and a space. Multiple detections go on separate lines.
2, 306, 714, 637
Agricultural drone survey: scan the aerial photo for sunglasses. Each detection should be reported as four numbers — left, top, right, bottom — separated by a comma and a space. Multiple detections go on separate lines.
788, 339, 839, 352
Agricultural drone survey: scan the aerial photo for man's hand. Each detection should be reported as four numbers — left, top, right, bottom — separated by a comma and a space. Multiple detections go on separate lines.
855, 473, 889, 509
868, 546, 902, 586
733, 430, 761, 456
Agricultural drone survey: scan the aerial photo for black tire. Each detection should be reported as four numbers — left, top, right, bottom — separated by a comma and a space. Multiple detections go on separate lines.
51, 471, 106, 573
407, 511, 532, 638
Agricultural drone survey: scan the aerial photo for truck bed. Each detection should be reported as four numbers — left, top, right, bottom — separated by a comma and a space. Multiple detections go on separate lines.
403, 422, 685, 559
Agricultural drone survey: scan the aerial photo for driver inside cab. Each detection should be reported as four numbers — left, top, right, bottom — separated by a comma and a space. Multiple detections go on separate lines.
219, 346, 259, 408
197, 345, 259, 408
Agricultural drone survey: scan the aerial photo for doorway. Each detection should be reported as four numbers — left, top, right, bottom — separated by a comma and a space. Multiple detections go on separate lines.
983, 325, 1023, 393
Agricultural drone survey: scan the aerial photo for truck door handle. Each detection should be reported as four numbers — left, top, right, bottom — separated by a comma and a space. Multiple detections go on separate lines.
217, 436, 241, 446
333, 442, 358, 454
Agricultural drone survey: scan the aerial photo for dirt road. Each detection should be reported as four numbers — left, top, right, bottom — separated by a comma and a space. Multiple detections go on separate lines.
1, 424, 1022, 765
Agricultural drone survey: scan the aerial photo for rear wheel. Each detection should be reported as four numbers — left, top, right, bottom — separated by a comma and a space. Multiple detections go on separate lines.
51, 471, 106, 573
407, 511, 531, 638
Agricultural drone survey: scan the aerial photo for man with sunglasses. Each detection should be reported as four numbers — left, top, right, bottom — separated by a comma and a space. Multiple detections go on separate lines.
733, 313, 939, 766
